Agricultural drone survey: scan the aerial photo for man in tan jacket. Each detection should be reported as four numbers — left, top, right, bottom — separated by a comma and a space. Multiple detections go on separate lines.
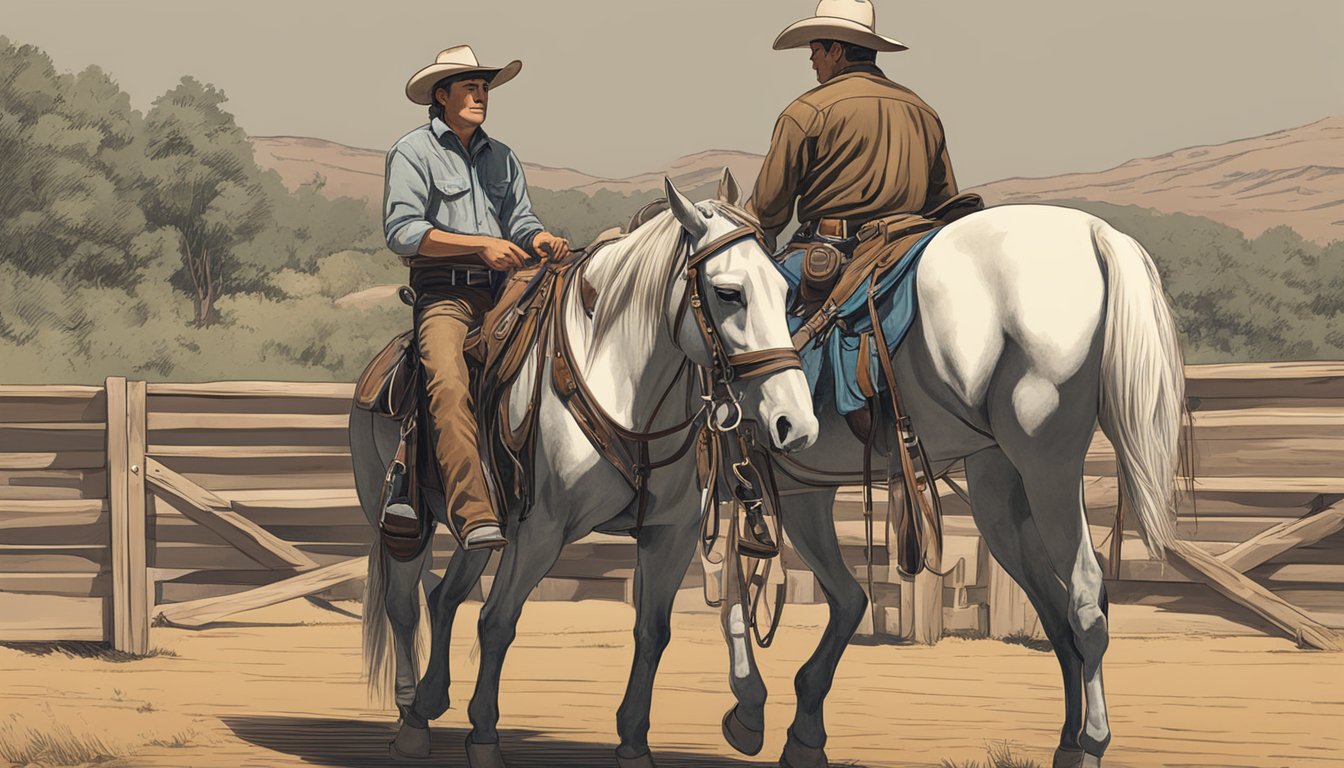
749, 0, 959, 249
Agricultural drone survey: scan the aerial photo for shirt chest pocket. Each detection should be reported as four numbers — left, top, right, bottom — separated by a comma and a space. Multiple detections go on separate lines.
429, 176, 474, 224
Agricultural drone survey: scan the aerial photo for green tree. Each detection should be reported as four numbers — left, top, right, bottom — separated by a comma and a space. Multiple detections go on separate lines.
0, 39, 149, 289
139, 77, 270, 324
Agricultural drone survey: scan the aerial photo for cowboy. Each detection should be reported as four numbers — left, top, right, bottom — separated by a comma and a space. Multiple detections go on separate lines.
749, 0, 959, 250
383, 45, 570, 550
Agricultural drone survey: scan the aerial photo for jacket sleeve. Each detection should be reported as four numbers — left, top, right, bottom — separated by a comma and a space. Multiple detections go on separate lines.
924, 116, 959, 209
383, 148, 434, 257
748, 107, 811, 246
500, 150, 544, 257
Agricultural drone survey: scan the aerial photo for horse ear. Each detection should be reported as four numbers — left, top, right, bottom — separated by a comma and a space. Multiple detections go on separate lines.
664, 176, 708, 241
716, 167, 741, 206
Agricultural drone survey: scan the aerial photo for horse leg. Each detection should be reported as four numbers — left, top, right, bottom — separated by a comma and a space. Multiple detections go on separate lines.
465, 513, 567, 767
716, 515, 769, 757
778, 488, 865, 768
382, 543, 434, 758
965, 448, 1092, 767
991, 381, 1112, 766
614, 522, 699, 767
391, 544, 494, 755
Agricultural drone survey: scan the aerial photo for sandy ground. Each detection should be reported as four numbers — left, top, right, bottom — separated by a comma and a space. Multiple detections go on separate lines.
1, 597, 1341, 768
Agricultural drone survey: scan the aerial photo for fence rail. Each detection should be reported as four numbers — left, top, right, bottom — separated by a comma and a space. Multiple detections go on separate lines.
1, 363, 1341, 651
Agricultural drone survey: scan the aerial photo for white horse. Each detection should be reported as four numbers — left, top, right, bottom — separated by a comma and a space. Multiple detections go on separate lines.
716, 204, 1185, 768
349, 178, 819, 767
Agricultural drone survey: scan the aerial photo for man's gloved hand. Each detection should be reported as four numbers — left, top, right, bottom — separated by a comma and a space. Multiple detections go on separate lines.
532, 231, 571, 263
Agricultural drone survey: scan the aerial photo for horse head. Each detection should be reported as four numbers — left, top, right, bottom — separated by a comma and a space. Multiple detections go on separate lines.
664, 176, 818, 452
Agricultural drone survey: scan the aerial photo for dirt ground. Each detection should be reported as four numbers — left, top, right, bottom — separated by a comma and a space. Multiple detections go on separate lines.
1, 596, 1340, 768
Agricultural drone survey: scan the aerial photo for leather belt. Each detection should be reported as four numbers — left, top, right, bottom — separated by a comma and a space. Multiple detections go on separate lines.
812, 217, 870, 240
439, 268, 492, 287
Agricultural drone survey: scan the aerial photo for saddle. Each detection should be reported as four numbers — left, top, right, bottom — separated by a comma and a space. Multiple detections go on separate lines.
353, 234, 617, 558
785, 192, 984, 577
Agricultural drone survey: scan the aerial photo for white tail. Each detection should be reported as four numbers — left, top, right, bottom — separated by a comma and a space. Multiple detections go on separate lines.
361, 542, 394, 704
1093, 223, 1185, 558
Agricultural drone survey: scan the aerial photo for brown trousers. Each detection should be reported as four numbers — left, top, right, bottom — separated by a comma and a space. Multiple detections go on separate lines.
416, 287, 497, 537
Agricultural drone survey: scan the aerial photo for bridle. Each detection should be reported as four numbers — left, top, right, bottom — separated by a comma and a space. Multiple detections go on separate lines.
548, 213, 802, 536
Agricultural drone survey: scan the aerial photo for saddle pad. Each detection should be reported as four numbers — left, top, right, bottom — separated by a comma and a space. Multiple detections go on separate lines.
775, 228, 939, 415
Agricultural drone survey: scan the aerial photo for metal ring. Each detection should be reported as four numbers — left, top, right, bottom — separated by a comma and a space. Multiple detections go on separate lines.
730, 459, 754, 488
711, 399, 742, 432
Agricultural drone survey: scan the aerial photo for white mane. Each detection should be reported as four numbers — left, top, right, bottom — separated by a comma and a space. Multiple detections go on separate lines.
584, 200, 751, 361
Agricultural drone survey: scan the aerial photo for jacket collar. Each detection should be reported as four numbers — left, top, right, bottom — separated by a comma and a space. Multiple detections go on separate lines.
835, 62, 886, 80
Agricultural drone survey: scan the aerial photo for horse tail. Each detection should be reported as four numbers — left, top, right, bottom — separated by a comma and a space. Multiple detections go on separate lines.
362, 540, 395, 705
1093, 222, 1185, 559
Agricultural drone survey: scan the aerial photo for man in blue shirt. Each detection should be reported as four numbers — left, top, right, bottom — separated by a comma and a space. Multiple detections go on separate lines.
384, 45, 569, 550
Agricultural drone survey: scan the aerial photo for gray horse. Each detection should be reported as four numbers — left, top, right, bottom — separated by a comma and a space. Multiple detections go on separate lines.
717, 203, 1186, 768
350, 177, 818, 767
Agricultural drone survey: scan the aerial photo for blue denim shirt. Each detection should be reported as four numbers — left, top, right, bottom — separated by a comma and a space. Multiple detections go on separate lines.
382, 119, 544, 263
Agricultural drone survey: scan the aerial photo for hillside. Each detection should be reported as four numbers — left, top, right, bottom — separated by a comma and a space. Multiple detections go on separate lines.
250, 136, 606, 201
253, 116, 1343, 243
970, 117, 1344, 244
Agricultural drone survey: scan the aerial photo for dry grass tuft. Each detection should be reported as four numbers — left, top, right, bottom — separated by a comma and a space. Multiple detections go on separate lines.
1000, 632, 1054, 653
146, 730, 197, 749
941, 740, 1043, 768
0, 718, 123, 766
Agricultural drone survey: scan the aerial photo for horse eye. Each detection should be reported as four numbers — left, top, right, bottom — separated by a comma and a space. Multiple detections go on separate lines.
714, 287, 743, 304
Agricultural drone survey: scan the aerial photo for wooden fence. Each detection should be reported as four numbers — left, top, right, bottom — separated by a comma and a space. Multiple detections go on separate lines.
1, 364, 1341, 652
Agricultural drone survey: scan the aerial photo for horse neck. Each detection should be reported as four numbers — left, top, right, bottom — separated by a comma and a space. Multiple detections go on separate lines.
573, 247, 691, 432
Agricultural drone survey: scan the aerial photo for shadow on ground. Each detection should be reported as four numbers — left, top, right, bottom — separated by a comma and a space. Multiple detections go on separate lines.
222, 715, 865, 767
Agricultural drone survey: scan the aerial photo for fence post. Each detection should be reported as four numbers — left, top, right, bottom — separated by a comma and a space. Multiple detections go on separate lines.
987, 554, 1043, 640
107, 377, 149, 654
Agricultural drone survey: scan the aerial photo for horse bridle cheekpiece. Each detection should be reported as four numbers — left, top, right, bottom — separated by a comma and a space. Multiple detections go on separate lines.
678, 224, 804, 388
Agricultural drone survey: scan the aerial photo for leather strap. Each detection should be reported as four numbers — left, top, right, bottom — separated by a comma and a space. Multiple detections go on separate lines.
727, 348, 802, 380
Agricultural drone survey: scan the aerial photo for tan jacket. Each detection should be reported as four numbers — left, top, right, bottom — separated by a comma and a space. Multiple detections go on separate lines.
748, 64, 958, 244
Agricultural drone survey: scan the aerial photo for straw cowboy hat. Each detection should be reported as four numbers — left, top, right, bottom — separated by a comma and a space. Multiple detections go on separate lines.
404, 45, 522, 105
773, 0, 907, 52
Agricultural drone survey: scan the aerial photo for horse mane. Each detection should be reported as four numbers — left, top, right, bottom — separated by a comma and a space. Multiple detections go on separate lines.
585, 199, 754, 361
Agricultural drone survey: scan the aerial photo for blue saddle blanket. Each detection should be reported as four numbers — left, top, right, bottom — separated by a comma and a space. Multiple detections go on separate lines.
775, 229, 938, 415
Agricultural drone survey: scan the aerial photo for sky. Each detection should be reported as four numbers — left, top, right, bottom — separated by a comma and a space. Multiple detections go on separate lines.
4, 1, 1341, 186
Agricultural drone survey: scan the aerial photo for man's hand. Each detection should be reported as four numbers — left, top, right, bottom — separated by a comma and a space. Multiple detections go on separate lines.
532, 231, 571, 263
478, 237, 530, 270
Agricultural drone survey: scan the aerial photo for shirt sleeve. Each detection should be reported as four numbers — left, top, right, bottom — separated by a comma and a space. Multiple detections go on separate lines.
500, 150, 544, 257
383, 148, 434, 257
747, 106, 812, 247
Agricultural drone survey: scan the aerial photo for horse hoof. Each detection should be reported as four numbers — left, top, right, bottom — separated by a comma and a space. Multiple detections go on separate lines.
780, 729, 829, 768
615, 749, 658, 768
465, 734, 507, 768
1053, 747, 1102, 768
389, 721, 430, 759
722, 705, 764, 756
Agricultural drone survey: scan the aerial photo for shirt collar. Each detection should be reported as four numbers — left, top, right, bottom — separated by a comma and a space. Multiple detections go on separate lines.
431, 117, 491, 156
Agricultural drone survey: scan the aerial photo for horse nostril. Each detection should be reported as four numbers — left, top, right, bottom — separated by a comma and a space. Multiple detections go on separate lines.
775, 415, 792, 445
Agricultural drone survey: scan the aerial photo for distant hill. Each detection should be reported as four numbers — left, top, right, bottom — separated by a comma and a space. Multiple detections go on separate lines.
249, 138, 761, 200
253, 116, 1343, 244
969, 117, 1344, 244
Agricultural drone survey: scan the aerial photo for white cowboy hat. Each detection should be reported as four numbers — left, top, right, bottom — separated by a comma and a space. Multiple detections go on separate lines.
404, 45, 522, 105
772, 0, 907, 53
